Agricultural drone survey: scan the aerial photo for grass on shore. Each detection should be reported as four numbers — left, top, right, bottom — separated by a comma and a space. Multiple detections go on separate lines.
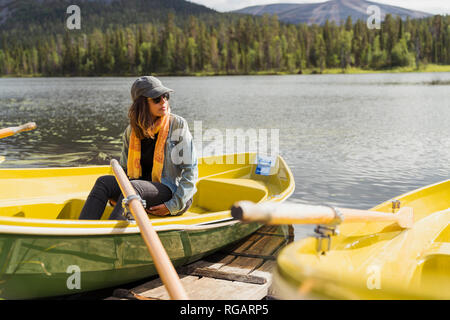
244, 64, 450, 76
2, 64, 450, 78
316, 64, 450, 74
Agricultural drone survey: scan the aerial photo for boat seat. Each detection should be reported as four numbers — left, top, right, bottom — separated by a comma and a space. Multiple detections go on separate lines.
421, 242, 450, 259
0, 193, 88, 219
0, 178, 270, 219
418, 241, 450, 287
193, 178, 269, 212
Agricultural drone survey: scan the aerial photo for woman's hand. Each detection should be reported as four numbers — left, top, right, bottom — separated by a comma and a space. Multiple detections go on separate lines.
146, 203, 170, 216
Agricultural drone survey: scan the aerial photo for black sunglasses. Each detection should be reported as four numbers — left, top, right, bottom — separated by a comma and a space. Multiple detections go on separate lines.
151, 93, 170, 104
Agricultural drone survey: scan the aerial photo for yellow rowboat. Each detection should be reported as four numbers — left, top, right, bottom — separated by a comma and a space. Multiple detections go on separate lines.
0, 153, 294, 299
274, 179, 450, 299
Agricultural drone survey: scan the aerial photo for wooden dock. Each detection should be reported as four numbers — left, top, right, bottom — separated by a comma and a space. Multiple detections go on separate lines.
107, 224, 294, 300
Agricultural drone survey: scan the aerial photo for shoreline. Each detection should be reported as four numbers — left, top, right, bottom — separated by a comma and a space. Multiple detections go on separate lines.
1, 64, 450, 78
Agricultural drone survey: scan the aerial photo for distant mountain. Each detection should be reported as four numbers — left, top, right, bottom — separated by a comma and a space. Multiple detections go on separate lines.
0, 0, 217, 30
232, 0, 433, 25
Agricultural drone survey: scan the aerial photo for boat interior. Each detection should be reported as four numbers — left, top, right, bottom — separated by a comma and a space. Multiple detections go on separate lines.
0, 153, 293, 223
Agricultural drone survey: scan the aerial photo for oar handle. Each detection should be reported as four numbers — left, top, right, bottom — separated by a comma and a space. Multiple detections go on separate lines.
110, 159, 188, 300
0, 122, 37, 139
231, 201, 414, 229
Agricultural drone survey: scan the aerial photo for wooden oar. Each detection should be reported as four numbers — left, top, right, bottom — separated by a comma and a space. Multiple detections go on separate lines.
0, 122, 37, 139
231, 201, 414, 229
110, 159, 188, 300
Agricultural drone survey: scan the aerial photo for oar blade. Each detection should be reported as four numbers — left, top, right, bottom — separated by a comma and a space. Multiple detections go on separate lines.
22, 122, 37, 132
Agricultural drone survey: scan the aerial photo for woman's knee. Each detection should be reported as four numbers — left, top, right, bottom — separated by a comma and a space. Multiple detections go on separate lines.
94, 175, 116, 188
89, 175, 121, 200
129, 180, 172, 205
130, 179, 147, 197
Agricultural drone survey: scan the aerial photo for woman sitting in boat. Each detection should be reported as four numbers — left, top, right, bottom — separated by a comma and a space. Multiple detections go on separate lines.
79, 76, 198, 220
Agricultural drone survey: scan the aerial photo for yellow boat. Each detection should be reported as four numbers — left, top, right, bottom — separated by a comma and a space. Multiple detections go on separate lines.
0, 153, 294, 299
274, 179, 450, 299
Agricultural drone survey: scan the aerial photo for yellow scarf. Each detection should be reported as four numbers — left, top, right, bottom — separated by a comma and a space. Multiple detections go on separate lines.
127, 113, 171, 182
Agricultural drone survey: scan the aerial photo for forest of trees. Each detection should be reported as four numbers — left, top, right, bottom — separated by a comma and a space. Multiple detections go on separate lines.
0, 12, 449, 76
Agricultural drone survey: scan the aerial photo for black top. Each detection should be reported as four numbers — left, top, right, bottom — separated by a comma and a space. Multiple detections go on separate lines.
140, 133, 157, 181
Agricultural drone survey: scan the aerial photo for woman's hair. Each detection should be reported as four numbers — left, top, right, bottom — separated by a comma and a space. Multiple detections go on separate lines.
128, 96, 154, 139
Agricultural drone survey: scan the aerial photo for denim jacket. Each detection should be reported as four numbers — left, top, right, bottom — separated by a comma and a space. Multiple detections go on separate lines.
119, 114, 198, 215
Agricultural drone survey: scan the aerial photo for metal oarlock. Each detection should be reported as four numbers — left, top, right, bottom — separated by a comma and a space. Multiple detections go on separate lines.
122, 194, 146, 221
313, 205, 343, 255
392, 200, 401, 213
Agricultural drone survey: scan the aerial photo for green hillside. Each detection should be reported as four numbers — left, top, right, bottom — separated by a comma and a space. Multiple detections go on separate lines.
0, 0, 449, 76
0, 0, 218, 43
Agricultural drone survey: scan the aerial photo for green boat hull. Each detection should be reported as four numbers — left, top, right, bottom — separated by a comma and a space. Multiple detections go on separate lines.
0, 222, 261, 299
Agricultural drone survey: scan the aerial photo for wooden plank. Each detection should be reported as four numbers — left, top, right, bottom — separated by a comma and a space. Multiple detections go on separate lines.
183, 277, 269, 300
201, 253, 236, 269
177, 233, 287, 283
250, 260, 276, 293
224, 233, 263, 254
256, 225, 295, 238
224, 251, 276, 261
119, 276, 269, 300
256, 225, 279, 234
179, 255, 269, 284
250, 260, 275, 280
221, 233, 286, 261
180, 263, 267, 284
251, 238, 286, 296
271, 241, 288, 257
244, 234, 286, 256
219, 256, 264, 276
130, 275, 199, 299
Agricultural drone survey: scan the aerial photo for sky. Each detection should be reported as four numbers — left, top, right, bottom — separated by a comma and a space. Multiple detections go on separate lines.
187, 0, 450, 15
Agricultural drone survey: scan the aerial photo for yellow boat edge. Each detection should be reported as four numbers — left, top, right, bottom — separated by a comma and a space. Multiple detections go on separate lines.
275, 179, 450, 300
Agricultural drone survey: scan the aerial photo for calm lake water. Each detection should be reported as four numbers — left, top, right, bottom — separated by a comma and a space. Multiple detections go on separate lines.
1, 73, 450, 239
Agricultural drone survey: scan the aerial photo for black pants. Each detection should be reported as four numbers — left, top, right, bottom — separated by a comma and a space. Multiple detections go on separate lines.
79, 175, 173, 220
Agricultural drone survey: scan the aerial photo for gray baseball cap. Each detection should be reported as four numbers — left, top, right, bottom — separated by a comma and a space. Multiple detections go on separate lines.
130, 76, 174, 101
